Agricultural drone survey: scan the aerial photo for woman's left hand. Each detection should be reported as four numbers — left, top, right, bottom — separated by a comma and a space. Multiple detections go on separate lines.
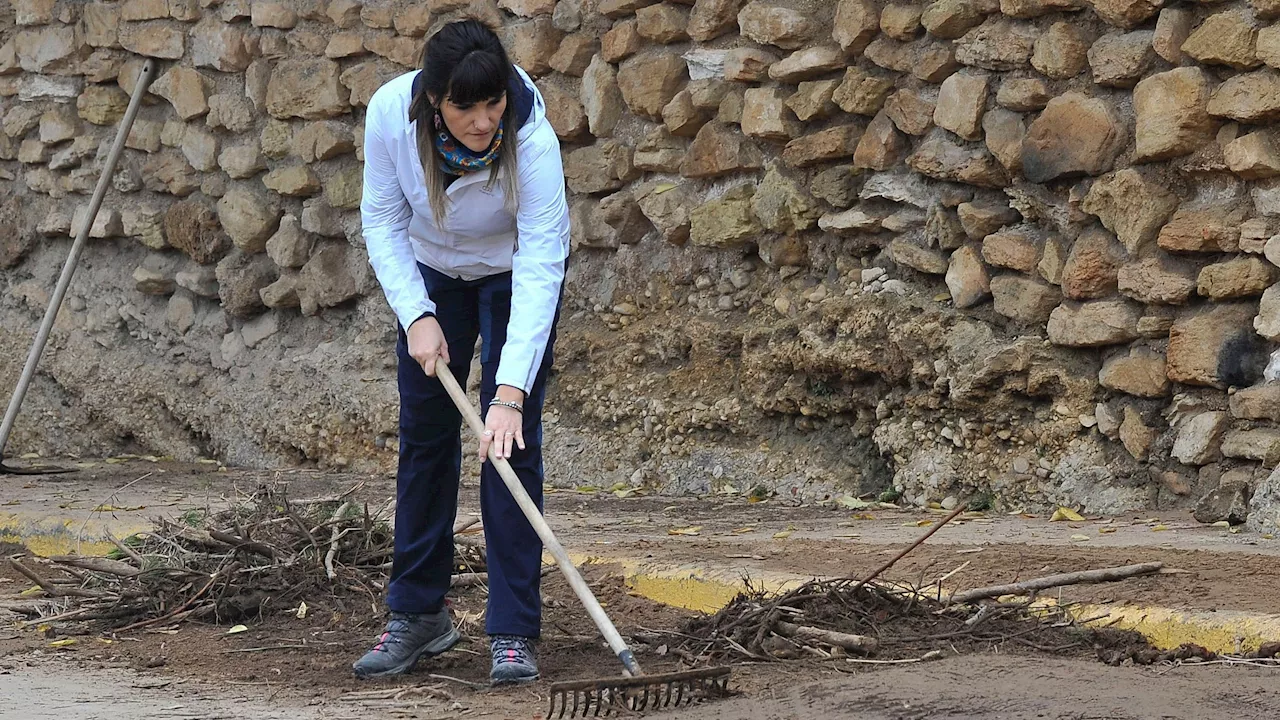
480, 386, 526, 462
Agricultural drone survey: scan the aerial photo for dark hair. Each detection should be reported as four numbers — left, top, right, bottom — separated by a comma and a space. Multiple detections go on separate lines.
409, 19, 520, 223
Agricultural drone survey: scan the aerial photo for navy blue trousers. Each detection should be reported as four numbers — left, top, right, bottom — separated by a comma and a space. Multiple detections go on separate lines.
387, 262, 558, 639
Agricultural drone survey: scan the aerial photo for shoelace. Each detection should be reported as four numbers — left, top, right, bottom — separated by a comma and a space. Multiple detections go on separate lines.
372, 613, 415, 653
491, 636, 533, 665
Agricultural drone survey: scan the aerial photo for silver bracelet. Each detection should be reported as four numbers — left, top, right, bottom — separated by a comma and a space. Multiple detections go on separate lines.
489, 399, 523, 413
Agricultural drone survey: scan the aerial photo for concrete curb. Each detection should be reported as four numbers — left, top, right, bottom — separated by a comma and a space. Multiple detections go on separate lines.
7, 507, 1280, 656
0, 510, 151, 558
566, 552, 1280, 656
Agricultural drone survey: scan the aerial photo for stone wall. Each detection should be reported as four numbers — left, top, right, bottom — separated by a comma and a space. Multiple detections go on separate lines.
4, 0, 1280, 525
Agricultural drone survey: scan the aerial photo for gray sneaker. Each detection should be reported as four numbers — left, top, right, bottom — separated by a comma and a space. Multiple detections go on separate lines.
352, 610, 461, 678
490, 635, 539, 685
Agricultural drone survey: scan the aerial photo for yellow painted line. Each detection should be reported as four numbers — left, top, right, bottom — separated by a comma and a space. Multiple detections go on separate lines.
0, 511, 150, 558
563, 552, 1280, 656
1070, 603, 1280, 653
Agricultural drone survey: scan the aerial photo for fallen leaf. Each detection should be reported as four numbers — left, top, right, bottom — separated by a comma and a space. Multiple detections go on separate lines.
1152, 524, 1170, 532
1070, 534, 1090, 542
1050, 507, 1085, 522
1098, 527, 1117, 534
1, 500, 18, 506
48, 639, 76, 648
772, 530, 793, 540
573, 485, 599, 494
668, 526, 701, 536
226, 625, 249, 635
837, 496, 871, 510
1212, 521, 1230, 528
653, 182, 677, 194
295, 602, 308, 620
851, 513, 876, 521
731, 526, 756, 534
94, 504, 145, 512
18, 452, 39, 460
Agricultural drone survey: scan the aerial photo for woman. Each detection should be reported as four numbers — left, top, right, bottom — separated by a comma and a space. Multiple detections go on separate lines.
352, 18, 570, 686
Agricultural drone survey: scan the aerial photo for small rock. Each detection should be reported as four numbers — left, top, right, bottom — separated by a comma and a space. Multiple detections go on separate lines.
1208, 70, 1280, 124
996, 78, 1051, 111
737, 1, 815, 50
946, 246, 992, 308
217, 184, 282, 253
1088, 31, 1157, 88
1119, 406, 1155, 461
1158, 205, 1247, 254
933, 71, 988, 141
883, 87, 937, 135
1173, 411, 1227, 466
1046, 299, 1142, 347
1181, 8, 1260, 70
1153, 8, 1193, 65
954, 18, 1039, 72
1022, 92, 1125, 183
1168, 302, 1267, 388
1197, 257, 1277, 300
1099, 347, 1169, 398
1089, 0, 1162, 30
991, 274, 1060, 322
1081, 168, 1179, 255
982, 229, 1040, 273
1031, 21, 1089, 79
1117, 257, 1198, 305
1061, 228, 1123, 300
1193, 476, 1252, 525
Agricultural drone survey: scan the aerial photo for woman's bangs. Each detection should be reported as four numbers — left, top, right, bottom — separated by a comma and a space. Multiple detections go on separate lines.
446, 52, 509, 106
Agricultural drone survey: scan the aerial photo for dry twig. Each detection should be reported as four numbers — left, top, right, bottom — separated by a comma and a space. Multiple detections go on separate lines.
945, 563, 1164, 604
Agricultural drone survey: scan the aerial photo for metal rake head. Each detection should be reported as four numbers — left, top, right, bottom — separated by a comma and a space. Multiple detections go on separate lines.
547, 666, 733, 719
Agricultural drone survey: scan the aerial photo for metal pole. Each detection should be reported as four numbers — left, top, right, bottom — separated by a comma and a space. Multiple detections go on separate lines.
0, 59, 159, 462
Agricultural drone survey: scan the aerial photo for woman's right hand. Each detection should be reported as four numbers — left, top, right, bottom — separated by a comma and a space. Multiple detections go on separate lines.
407, 315, 450, 377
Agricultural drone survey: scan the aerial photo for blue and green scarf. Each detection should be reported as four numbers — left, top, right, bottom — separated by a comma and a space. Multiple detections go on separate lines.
411, 68, 536, 177
434, 117, 504, 176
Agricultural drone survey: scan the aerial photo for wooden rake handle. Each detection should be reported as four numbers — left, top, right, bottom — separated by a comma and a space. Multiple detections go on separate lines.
433, 357, 644, 677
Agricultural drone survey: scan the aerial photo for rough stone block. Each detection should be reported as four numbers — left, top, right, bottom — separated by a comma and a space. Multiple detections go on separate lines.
1168, 303, 1267, 388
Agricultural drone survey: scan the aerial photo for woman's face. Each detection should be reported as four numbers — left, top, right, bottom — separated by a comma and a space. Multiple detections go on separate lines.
439, 92, 508, 152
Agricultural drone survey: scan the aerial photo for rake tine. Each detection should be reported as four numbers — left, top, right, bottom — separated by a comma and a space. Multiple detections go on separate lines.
571, 689, 579, 719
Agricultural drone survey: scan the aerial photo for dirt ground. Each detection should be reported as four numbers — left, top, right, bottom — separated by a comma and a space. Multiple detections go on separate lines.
6, 461, 1280, 719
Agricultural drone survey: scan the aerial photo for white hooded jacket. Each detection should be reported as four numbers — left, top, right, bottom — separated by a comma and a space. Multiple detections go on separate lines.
361, 66, 570, 394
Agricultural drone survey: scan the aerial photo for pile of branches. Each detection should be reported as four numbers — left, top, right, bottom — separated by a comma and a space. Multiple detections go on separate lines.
676, 563, 1186, 667
4, 483, 488, 631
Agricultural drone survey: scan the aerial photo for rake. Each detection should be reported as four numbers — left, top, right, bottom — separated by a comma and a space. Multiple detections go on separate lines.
434, 358, 733, 717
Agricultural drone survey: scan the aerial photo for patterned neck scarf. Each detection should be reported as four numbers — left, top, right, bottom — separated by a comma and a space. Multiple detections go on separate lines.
434, 113, 504, 176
